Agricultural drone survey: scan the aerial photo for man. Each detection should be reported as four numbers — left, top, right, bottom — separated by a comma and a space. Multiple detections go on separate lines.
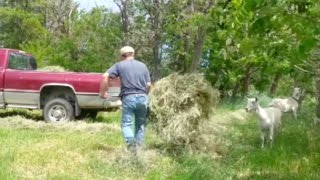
99, 46, 151, 153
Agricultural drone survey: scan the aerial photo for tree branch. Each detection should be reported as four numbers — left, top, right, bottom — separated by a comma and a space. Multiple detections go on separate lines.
141, 0, 152, 17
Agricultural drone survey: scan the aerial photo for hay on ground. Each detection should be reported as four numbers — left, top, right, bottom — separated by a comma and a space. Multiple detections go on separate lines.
149, 73, 219, 149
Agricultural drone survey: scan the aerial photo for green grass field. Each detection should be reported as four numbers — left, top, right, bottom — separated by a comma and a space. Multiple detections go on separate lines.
0, 98, 319, 180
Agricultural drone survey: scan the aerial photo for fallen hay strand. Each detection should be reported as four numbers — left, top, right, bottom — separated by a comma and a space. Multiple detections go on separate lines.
149, 73, 220, 149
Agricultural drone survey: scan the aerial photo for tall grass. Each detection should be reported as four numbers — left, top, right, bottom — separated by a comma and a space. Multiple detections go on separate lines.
0, 96, 319, 179
221, 95, 320, 179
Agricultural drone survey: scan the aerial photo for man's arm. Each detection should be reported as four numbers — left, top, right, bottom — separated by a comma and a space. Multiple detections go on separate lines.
99, 73, 109, 99
145, 65, 152, 94
100, 63, 119, 98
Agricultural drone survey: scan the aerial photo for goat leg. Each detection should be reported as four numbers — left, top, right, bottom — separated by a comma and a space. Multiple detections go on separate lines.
293, 109, 298, 120
269, 126, 274, 148
260, 131, 265, 148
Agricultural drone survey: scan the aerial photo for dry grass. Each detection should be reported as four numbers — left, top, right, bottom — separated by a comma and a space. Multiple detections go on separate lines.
13, 140, 89, 179
0, 115, 120, 133
0, 111, 179, 179
95, 147, 177, 180
194, 109, 250, 156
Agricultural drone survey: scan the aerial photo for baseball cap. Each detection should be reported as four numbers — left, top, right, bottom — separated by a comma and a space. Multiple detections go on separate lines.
120, 46, 135, 55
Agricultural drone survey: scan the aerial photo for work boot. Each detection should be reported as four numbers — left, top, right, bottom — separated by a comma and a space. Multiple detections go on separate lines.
136, 141, 146, 156
126, 141, 137, 155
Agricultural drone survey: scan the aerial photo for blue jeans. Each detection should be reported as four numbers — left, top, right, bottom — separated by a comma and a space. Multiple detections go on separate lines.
121, 94, 148, 146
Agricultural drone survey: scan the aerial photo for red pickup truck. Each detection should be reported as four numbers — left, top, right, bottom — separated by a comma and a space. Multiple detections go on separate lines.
0, 48, 121, 122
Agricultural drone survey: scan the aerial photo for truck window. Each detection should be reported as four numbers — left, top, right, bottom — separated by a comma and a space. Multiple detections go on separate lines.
8, 53, 37, 70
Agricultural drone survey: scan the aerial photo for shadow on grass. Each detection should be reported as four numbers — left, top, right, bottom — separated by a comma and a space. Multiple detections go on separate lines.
91, 143, 117, 152
0, 109, 43, 121
80, 110, 121, 124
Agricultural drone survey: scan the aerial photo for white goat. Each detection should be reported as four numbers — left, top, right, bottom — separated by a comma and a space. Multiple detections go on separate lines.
245, 97, 282, 148
268, 87, 304, 119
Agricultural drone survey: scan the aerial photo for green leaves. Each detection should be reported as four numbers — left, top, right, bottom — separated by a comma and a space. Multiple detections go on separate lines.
203, 0, 320, 97
1, 0, 319, 99
0, 7, 46, 48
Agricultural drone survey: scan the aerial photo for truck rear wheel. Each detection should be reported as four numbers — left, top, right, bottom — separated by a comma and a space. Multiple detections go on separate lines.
43, 98, 74, 123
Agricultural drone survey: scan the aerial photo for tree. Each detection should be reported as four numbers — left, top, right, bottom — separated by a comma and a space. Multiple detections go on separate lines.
140, 0, 165, 81
202, 0, 319, 98
165, 0, 216, 73
46, 7, 123, 72
0, 7, 47, 48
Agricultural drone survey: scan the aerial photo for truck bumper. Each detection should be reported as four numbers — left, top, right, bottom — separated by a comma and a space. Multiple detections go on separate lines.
103, 97, 122, 108
76, 95, 122, 109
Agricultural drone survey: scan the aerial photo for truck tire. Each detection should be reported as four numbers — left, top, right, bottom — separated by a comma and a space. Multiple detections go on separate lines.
77, 109, 98, 119
43, 98, 74, 123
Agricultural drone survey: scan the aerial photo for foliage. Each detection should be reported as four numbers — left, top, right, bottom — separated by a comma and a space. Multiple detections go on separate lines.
0, 7, 47, 49
1, 0, 320, 115
41, 8, 123, 72
204, 0, 320, 97
1, 1, 320, 178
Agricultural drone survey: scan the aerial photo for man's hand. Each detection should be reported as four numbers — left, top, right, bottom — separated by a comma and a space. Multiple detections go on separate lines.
99, 91, 108, 99
147, 82, 152, 94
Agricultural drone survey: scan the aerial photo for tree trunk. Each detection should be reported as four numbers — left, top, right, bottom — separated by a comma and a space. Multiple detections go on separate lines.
181, 0, 194, 73
115, 0, 131, 45
190, 26, 206, 73
151, 0, 162, 81
270, 73, 281, 95
24, 0, 29, 9
311, 46, 320, 120
152, 45, 161, 81
315, 61, 320, 118
241, 67, 252, 96
140, 0, 164, 81
231, 82, 240, 100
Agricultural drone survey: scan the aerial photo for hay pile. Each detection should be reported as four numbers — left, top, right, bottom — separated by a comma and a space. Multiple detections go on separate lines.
38, 66, 67, 72
149, 73, 219, 149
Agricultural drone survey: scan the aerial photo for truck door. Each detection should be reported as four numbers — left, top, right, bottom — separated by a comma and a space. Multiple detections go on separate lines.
4, 52, 39, 108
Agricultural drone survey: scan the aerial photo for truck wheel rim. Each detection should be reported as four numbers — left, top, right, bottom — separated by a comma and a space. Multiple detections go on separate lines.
48, 105, 67, 122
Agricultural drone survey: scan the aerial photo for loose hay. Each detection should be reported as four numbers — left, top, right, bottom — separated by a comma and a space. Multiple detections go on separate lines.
149, 73, 220, 150
0, 115, 119, 133
37, 66, 67, 72
195, 109, 250, 156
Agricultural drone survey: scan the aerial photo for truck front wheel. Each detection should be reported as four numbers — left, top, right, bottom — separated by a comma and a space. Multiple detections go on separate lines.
43, 98, 74, 123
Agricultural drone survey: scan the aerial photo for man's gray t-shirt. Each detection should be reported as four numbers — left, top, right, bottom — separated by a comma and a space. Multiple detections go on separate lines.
107, 59, 151, 97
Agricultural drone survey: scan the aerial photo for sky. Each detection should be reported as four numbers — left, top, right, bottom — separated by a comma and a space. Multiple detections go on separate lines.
74, 0, 119, 12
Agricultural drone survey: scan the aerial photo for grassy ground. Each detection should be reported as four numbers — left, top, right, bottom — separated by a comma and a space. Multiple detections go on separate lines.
0, 97, 319, 179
